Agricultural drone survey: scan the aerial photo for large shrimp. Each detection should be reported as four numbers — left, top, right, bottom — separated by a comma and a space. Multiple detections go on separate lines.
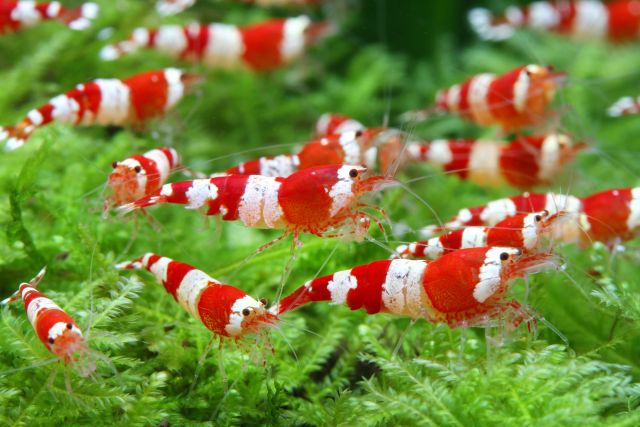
402, 64, 564, 132
118, 164, 389, 243
0, 1, 99, 35
0, 69, 200, 151
100, 17, 331, 72
270, 247, 557, 328
469, 1, 640, 43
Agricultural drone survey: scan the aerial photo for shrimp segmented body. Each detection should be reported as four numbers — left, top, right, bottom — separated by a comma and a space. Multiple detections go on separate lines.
1, 268, 93, 374
396, 211, 559, 259
100, 17, 330, 72
314, 113, 365, 137
403, 64, 563, 132
0, 1, 99, 35
271, 247, 557, 328
119, 165, 387, 240
608, 95, 640, 117
116, 253, 277, 338
469, 1, 640, 42
0, 69, 200, 151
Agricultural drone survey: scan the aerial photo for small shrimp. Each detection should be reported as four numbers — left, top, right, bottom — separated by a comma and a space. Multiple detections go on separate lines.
116, 253, 277, 338
314, 113, 365, 137
608, 95, 640, 117
155, 0, 195, 15
469, 1, 640, 43
1, 268, 95, 376
100, 17, 331, 72
106, 147, 182, 213
402, 64, 564, 132
409, 134, 584, 188
270, 247, 557, 328
0, 1, 99, 35
0, 68, 200, 151
395, 211, 560, 259
118, 164, 388, 243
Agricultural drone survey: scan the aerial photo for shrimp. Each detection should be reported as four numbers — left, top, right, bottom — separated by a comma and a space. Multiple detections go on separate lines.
118, 164, 388, 243
270, 247, 557, 328
608, 95, 640, 117
225, 128, 413, 177
1, 268, 95, 376
100, 17, 331, 72
314, 113, 365, 137
419, 188, 640, 248
155, 0, 195, 15
402, 64, 564, 132
106, 147, 182, 213
0, 1, 99, 35
395, 211, 560, 259
0, 69, 200, 151
409, 134, 584, 188
469, 1, 640, 43
115, 253, 277, 338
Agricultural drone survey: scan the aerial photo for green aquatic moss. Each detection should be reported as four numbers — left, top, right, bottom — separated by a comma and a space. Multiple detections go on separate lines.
0, 0, 640, 425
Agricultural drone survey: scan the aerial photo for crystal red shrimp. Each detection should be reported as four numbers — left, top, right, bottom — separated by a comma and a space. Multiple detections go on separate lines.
0, 1, 99, 35
420, 188, 640, 247
469, 1, 640, 43
314, 113, 365, 137
608, 95, 640, 117
224, 129, 414, 177
118, 164, 387, 241
270, 247, 557, 328
100, 17, 330, 72
1, 268, 92, 372
403, 64, 563, 132
106, 147, 182, 212
155, 0, 320, 15
0, 69, 200, 151
410, 134, 584, 188
116, 253, 277, 338
395, 211, 560, 259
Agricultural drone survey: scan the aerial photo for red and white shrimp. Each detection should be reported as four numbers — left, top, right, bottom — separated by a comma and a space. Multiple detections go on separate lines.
100, 17, 331, 72
225, 128, 413, 177
118, 164, 387, 241
395, 211, 560, 259
270, 247, 557, 328
0, 1, 99, 35
1, 268, 94, 375
314, 113, 365, 137
403, 64, 563, 132
410, 134, 583, 188
608, 95, 640, 117
106, 147, 182, 213
469, 1, 640, 43
0, 69, 200, 151
116, 253, 277, 338
155, 0, 195, 15
420, 188, 640, 247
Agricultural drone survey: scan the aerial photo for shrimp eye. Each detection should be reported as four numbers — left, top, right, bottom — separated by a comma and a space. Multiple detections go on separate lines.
535, 215, 542, 222
259, 298, 267, 306
48, 337, 55, 344
355, 130, 363, 137
349, 169, 358, 178
242, 308, 251, 316
500, 252, 510, 261
525, 69, 532, 77
112, 161, 118, 169
134, 166, 142, 173
546, 64, 555, 72
66, 323, 73, 329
